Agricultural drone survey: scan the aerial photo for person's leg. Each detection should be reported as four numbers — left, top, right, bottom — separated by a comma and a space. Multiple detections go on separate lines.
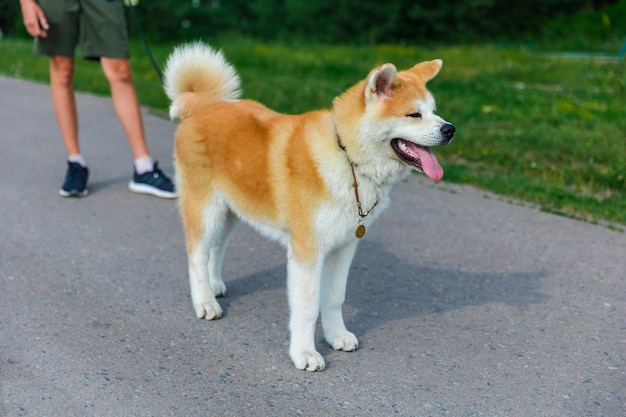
100, 57, 149, 160
100, 56, 176, 198
50, 55, 89, 197
78, 1, 175, 198
49, 55, 80, 158
34, 2, 87, 196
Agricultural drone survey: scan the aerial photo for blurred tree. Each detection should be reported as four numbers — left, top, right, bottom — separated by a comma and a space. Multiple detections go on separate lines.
0, 0, 21, 36
4, 0, 621, 45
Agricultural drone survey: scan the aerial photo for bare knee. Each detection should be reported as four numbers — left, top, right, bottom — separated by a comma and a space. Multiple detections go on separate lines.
101, 58, 133, 84
49, 56, 75, 88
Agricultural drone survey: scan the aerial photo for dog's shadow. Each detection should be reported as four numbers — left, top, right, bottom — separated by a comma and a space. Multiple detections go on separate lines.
218, 238, 550, 335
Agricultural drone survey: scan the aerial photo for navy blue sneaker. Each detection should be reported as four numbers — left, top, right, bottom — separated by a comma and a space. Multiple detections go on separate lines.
59, 161, 89, 197
128, 161, 177, 199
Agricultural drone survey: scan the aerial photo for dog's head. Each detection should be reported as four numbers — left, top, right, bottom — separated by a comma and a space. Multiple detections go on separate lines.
334, 60, 454, 183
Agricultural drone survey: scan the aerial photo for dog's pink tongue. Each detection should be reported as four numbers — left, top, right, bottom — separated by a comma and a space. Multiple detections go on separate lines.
416, 147, 444, 182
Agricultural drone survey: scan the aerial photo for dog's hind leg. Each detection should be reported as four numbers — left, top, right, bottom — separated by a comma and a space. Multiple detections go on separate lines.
320, 241, 359, 352
184, 195, 238, 320
206, 208, 238, 298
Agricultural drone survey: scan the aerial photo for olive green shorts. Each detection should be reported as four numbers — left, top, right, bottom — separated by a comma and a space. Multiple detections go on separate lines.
35, 0, 129, 60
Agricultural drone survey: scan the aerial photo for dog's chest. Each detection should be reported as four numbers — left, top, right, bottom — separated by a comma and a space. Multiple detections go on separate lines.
314, 189, 388, 245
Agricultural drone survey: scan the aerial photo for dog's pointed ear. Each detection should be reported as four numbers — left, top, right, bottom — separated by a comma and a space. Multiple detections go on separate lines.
410, 59, 443, 82
365, 63, 397, 103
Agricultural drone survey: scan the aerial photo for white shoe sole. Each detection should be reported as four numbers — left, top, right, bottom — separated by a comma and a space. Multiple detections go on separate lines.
59, 188, 88, 197
128, 181, 177, 199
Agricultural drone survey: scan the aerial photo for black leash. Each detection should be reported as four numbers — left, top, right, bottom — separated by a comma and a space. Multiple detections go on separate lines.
127, 2, 163, 84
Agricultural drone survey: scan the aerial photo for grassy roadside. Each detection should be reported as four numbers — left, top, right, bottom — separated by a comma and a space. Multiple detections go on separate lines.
1, 37, 624, 228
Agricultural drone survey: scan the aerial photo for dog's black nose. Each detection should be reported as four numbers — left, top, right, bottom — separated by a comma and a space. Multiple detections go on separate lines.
440, 123, 455, 144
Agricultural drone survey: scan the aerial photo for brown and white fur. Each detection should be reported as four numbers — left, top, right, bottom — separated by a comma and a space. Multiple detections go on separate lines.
163, 42, 455, 371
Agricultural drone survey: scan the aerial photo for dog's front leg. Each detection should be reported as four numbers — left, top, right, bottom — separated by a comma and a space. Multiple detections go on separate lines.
287, 247, 325, 371
320, 241, 359, 351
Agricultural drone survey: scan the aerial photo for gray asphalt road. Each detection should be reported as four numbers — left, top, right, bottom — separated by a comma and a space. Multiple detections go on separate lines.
1, 76, 625, 417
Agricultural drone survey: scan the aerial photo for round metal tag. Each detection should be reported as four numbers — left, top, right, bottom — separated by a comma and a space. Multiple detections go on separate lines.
355, 224, 366, 239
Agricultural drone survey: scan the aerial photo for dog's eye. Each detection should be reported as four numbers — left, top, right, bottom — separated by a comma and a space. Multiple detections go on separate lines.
407, 112, 422, 118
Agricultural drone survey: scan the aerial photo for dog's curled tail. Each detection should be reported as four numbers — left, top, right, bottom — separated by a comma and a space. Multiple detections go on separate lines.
163, 42, 241, 120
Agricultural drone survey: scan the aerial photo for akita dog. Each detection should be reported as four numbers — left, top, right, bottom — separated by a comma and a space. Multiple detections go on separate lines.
163, 42, 455, 371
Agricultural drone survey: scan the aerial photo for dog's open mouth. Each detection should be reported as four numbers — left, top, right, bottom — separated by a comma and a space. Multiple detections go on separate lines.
391, 138, 444, 182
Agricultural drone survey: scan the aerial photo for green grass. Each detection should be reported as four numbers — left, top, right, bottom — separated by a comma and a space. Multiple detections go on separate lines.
1, 37, 624, 227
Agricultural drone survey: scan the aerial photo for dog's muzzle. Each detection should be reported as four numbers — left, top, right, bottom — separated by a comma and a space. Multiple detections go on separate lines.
440, 123, 455, 145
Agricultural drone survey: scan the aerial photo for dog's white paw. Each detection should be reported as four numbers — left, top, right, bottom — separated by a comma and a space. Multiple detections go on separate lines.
328, 331, 359, 351
194, 299, 223, 320
291, 350, 326, 372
